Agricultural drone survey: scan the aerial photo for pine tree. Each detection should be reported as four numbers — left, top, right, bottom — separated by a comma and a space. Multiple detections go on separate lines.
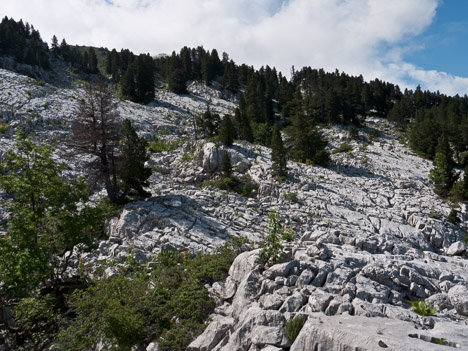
271, 125, 287, 178
119, 119, 152, 198
429, 134, 456, 196
51, 35, 59, 56
222, 151, 232, 179
71, 79, 121, 202
218, 115, 236, 146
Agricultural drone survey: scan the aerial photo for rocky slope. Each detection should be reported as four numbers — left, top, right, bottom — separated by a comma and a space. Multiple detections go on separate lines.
1, 68, 468, 350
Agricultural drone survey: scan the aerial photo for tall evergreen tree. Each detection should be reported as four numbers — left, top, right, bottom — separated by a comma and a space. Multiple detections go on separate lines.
271, 125, 287, 178
429, 134, 456, 196
218, 115, 236, 146
119, 119, 152, 198
222, 152, 232, 179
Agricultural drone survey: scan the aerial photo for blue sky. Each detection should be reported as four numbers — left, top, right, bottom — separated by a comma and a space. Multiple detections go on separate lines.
406, 1, 468, 78
1, 0, 468, 95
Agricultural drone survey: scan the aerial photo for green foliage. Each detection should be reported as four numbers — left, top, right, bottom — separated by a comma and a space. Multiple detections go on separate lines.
10, 294, 60, 350
446, 208, 460, 224
286, 113, 330, 166
119, 119, 152, 198
409, 300, 437, 316
0, 123, 8, 134
197, 110, 221, 138
0, 135, 98, 298
332, 142, 353, 154
284, 192, 298, 203
222, 152, 233, 179
429, 134, 456, 196
241, 181, 258, 198
201, 177, 235, 191
285, 316, 306, 342
218, 115, 236, 146
147, 136, 180, 153
434, 337, 447, 345
58, 242, 238, 351
259, 210, 290, 265
348, 126, 359, 140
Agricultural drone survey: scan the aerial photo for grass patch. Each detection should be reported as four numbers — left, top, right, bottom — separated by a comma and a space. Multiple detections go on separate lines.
285, 316, 306, 342
332, 143, 353, 154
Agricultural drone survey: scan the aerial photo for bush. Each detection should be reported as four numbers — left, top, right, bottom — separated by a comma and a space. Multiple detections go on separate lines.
409, 300, 437, 316
285, 316, 306, 342
58, 241, 240, 351
332, 143, 353, 154
348, 126, 359, 140
8, 295, 60, 350
259, 210, 291, 265
446, 208, 461, 224
0, 123, 8, 134
284, 192, 298, 203
147, 137, 180, 153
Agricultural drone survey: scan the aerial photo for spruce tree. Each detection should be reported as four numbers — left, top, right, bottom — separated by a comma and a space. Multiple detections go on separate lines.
271, 125, 287, 178
429, 134, 456, 196
222, 151, 233, 179
119, 119, 152, 198
218, 115, 236, 146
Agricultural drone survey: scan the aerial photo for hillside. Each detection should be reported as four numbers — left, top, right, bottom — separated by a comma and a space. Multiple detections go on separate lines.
1, 64, 467, 350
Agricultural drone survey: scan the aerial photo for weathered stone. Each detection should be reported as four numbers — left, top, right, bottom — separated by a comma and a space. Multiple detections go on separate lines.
446, 241, 466, 256
290, 315, 468, 351
188, 316, 234, 351
448, 284, 468, 316
306, 289, 334, 313
263, 260, 299, 280
250, 326, 289, 348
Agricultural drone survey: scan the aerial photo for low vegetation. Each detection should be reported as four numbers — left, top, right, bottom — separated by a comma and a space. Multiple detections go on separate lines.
285, 316, 306, 342
408, 300, 437, 317
259, 210, 293, 265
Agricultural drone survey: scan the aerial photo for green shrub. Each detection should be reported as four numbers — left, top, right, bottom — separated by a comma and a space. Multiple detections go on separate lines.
259, 210, 290, 265
446, 208, 461, 224
0, 123, 8, 134
201, 177, 236, 191
147, 137, 180, 153
9, 294, 60, 350
58, 241, 239, 351
348, 127, 359, 140
284, 192, 298, 202
285, 316, 306, 342
332, 143, 353, 154
408, 300, 437, 316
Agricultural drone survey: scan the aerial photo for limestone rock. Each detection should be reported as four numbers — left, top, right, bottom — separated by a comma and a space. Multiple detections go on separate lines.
448, 284, 468, 316
446, 241, 466, 256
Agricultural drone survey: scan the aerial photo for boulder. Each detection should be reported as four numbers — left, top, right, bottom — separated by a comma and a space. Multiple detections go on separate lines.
446, 241, 466, 256
188, 316, 235, 351
198, 142, 225, 173
290, 315, 467, 351
229, 249, 261, 284
448, 284, 468, 316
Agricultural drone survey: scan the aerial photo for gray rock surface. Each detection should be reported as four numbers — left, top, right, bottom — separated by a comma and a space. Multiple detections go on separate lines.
2, 68, 468, 351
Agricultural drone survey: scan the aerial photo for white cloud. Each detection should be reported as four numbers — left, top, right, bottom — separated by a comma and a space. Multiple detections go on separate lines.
2, 0, 468, 95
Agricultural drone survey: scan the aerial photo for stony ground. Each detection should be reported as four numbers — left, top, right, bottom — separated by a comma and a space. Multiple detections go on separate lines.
1, 68, 467, 351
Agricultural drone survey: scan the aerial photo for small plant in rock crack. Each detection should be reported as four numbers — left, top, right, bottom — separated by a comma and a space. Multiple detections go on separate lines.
285, 316, 306, 342
259, 210, 292, 265
408, 300, 437, 316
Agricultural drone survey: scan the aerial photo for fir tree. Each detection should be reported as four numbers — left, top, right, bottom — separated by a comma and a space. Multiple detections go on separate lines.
218, 115, 236, 146
119, 119, 152, 198
271, 125, 287, 178
222, 151, 232, 179
429, 134, 456, 196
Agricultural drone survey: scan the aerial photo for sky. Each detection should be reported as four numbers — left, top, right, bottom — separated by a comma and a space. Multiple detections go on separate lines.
1, 0, 468, 96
